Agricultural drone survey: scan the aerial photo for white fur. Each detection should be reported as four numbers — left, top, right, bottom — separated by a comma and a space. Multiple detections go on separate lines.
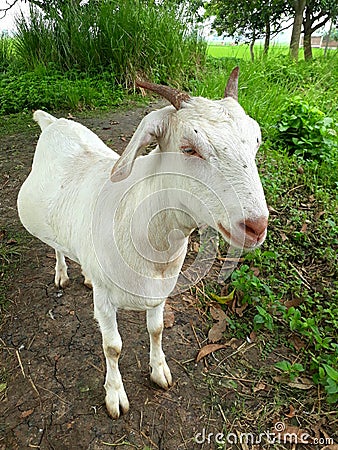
17, 96, 268, 418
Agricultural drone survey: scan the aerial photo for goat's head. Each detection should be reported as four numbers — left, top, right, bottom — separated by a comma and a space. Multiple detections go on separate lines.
111, 68, 268, 251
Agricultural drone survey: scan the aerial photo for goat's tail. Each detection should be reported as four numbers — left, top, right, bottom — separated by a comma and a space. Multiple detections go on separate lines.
33, 110, 57, 131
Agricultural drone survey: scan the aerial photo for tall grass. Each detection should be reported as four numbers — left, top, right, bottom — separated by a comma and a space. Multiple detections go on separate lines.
14, 0, 206, 86
0, 34, 13, 70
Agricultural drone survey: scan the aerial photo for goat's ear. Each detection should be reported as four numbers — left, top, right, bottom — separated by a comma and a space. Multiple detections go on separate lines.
110, 107, 171, 182
224, 66, 239, 101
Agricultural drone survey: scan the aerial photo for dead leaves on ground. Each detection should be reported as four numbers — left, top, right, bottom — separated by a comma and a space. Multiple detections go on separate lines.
196, 343, 231, 363
207, 288, 248, 344
208, 302, 228, 343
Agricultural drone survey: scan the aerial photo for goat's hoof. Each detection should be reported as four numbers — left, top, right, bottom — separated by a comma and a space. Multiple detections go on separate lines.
105, 388, 129, 419
84, 279, 93, 290
55, 275, 70, 289
150, 361, 173, 390
81, 270, 93, 289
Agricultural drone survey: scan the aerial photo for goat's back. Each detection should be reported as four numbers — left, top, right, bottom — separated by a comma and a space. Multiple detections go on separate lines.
17, 112, 119, 261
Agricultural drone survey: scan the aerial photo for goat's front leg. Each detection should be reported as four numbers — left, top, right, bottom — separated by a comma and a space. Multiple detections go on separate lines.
146, 302, 172, 389
94, 289, 129, 419
54, 250, 70, 288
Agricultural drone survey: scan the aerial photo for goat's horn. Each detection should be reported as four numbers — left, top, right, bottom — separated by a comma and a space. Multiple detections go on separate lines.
224, 66, 239, 101
136, 80, 191, 110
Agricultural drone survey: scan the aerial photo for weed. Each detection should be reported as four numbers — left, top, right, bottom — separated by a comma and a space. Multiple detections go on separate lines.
277, 96, 338, 161
275, 360, 305, 381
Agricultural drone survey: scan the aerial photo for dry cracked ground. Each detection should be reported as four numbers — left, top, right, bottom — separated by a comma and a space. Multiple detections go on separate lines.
0, 101, 337, 450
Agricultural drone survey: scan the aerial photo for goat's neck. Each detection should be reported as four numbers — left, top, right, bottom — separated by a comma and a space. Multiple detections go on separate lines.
135, 150, 197, 253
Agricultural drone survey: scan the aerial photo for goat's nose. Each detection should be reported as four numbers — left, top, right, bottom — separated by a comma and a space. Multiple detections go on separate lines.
240, 217, 268, 241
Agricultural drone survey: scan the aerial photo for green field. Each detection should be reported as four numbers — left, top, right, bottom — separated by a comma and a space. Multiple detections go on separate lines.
207, 42, 334, 60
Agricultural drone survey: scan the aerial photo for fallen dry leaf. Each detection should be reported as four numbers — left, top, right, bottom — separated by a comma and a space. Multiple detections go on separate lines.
285, 405, 296, 418
288, 333, 306, 351
208, 321, 227, 343
164, 304, 175, 328
20, 409, 34, 418
208, 304, 228, 343
249, 331, 257, 342
273, 376, 314, 390
235, 303, 248, 317
320, 445, 338, 450
210, 303, 226, 321
280, 231, 288, 242
251, 266, 260, 277
6, 238, 17, 245
315, 210, 326, 220
253, 382, 266, 393
300, 223, 308, 233
287, 378, 314, 390
284, 297, 303, 309
196, 343, 229, 363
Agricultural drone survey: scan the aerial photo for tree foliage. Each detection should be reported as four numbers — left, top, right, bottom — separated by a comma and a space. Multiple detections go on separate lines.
206, 0, 290, 59
302, 0, 338, 59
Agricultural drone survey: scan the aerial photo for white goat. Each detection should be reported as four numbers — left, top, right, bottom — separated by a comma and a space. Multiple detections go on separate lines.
17, 68, 269, 418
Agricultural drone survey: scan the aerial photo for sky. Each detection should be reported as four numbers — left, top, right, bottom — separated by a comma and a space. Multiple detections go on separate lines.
0, 0, 29, 33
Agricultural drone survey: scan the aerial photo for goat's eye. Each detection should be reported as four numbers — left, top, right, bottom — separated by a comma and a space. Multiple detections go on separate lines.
181, 145, 197, 156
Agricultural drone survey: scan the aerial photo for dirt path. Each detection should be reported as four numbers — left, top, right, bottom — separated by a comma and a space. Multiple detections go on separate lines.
0, 102, 224, 450
0, 102, 336, 450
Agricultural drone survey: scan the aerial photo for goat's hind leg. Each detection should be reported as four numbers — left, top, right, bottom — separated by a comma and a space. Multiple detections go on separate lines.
54, 250, 70, 288
147, 302, 172, 389
94, 288, 129, 419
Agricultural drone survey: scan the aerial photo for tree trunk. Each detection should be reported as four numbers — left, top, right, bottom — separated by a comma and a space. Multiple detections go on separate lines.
303, 6, 313, 60
250, 32, 256, 62
324, 20, 333, 56
289, 0, 306, 61
264, 20, 271, 56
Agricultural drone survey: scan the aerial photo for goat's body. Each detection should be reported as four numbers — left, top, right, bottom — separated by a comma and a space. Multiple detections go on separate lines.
18, 70, 269, 419
18, 114, 188, 310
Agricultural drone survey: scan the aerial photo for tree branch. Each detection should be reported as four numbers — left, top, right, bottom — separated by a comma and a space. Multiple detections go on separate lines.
0, 0, 20, 20
311, 16, 330, 33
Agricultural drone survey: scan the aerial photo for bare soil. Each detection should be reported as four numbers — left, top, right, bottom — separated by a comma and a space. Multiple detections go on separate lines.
0, 102, 336, 450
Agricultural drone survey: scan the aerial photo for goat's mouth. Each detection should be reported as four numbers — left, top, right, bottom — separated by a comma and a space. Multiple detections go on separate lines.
218, 222, 267, 250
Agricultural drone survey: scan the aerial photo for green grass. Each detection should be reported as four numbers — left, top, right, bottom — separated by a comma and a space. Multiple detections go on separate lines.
191, 52, 338, 405
13, 0, 206, 85
207, 42, 336, 60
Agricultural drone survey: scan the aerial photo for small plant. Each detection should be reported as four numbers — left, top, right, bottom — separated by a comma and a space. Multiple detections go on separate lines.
277, 96, 337, 162
321, 364, 338, 404
0, 34, 12, 70
275, 360, 305, 381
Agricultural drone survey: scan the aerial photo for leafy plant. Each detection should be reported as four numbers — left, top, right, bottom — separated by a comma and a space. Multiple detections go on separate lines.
321, 364, 338, 404
275, 360, 305, 381
277, 96, 337, 162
